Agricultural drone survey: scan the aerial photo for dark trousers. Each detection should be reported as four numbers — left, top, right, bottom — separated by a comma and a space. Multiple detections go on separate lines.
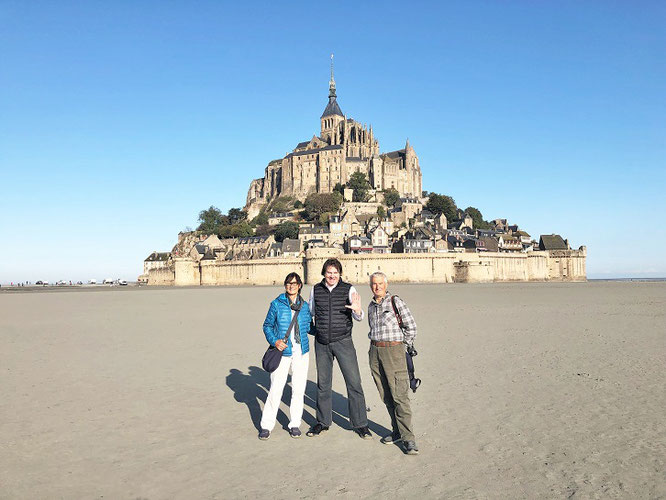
314, 336, 368, 428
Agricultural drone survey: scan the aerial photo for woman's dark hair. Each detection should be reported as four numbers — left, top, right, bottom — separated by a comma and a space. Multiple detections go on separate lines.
284, 272, 303, 289
321, 258, 343, 276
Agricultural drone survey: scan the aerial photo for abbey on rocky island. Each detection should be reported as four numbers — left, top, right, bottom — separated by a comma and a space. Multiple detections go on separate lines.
245, 58, 422, 218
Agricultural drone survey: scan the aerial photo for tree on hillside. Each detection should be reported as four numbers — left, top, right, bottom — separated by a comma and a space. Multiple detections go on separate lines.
197, 206, 229, 234
377, 206, 386, 218
220, 222, 253, 238
426, 193, 458, 220
250, 210, 269, 227
274, 221, 300, 242
303, 192, 343, 222
348, 172, 371, 202
464, 206, 492, 229
227, 208, 247, 224
383, 188, 400, 208
333, 182, 345, 196
254, 224, 273, 237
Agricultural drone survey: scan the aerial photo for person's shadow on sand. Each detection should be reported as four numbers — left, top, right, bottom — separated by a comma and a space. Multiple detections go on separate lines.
226, 366, 390, 436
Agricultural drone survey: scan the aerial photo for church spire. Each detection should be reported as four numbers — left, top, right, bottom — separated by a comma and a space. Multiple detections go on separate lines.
321, 54, 343, 119
329, 53, 336, 98
328, 54, 336, 98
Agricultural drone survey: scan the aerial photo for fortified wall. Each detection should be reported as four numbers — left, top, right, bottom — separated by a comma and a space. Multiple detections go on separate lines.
144, 247, 586, 286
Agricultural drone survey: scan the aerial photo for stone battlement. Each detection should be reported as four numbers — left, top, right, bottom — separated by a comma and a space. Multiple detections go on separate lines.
143, 247, 586, 286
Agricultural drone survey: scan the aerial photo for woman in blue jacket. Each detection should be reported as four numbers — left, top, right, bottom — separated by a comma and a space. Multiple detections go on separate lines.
259, 272, 311, 440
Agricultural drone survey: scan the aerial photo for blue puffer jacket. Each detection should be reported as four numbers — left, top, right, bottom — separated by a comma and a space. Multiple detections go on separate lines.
263, 293, 311, 356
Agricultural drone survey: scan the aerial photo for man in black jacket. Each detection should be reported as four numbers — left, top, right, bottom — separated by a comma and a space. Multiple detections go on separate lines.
306, 258, 372, 439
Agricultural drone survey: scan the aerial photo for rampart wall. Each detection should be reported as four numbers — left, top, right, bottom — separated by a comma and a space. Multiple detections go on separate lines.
145, 248, 586, 286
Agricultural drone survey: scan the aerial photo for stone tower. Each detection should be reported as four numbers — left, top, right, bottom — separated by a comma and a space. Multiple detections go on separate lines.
320, 55, 344, 145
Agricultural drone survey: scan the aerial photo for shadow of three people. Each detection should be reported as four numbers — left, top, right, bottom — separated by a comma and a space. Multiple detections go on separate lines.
226, 366, 390, 436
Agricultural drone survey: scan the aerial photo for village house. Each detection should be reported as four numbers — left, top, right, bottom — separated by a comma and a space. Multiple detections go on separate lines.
368, 224, 390, 253
268, 212, 296, 226
498, 234, 522, 252
346, 235, 373, 254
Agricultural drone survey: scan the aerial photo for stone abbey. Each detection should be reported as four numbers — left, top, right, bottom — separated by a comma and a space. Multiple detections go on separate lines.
141, 58, 586, 286
245, 58, 422, 217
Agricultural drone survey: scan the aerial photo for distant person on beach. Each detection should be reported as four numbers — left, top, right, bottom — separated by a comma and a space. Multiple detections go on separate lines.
259, 272, 312, 440
367, 271, 419, 455
306, 258, 372, 439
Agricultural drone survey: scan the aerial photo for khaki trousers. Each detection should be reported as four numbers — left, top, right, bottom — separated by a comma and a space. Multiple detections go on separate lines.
369, 343, 415, 442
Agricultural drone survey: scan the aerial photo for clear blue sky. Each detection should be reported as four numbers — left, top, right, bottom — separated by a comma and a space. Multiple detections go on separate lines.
1, 1, 664, 283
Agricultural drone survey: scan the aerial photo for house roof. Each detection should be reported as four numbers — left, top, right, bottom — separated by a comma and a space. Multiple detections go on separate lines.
539, 234, 568, 250
281, 239, 300, 253
383, 149, 406, 160
201, 249, 217, 260
479, 236, 499, 251
287, 144, 343, 158
145, 252, 170, 262
299, 226, 329, 235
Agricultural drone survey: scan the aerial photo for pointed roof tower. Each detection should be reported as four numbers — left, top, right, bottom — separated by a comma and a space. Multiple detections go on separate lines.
321, 54, 344, 118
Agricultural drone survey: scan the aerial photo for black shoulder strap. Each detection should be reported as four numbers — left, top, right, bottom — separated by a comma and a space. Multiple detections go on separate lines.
391, 295, 404, 330
282, 297, 302, 342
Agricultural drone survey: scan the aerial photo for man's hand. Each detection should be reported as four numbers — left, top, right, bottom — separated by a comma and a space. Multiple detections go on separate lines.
275, 339, 287, 351
345, 291, 362, 315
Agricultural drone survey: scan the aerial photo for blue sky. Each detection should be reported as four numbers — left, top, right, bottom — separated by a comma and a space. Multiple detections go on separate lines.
1, 1, 664, 282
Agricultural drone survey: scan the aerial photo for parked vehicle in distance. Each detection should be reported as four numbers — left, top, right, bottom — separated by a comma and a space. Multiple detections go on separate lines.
56, 280, 68, 286
36, 280, 44, 285
89, 279, 97, 285
103, 279, 114, 285
118, 280, 128, 286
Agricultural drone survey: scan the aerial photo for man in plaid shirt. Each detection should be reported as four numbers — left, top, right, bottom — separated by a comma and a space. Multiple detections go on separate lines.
367, 271, 419, 455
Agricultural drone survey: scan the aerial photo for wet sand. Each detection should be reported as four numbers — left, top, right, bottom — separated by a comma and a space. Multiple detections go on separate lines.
1, 282, 664, 499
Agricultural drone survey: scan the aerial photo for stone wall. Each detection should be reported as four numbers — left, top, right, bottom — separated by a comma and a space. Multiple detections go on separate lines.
145, 266, 175, 286
200, 258, 304, 286
145, 247, 586, 286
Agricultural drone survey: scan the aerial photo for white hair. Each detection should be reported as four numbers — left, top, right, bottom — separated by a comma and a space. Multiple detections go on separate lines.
369, 271, 388, 286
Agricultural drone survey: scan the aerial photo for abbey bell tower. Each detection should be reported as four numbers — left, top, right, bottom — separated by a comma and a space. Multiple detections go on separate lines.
321, 54, 344, 145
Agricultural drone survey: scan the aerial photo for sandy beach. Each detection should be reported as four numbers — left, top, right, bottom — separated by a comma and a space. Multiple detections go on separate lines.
1, 281, 664, 499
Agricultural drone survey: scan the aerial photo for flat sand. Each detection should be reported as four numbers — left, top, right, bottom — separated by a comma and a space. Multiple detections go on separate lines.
1, 282, 664, 499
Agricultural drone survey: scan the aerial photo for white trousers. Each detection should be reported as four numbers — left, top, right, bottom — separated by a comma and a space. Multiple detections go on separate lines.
260, 350, 310, 431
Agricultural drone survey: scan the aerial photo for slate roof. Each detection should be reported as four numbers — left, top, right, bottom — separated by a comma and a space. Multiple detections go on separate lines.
287, 144, 342, 158
145, 252, 170, 262
281, 239, 301, 253
479, 236, 499, 252
238, 235, 271, 245
321, 97, 343, 118
201, 249, 217, 260
383, 149, 406, 160
539, 234, 568, 250
300, 226, 329, 235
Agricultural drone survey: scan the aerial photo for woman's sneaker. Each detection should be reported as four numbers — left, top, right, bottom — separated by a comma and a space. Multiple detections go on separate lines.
258, 429, 270, 440
289, 427, 302, 438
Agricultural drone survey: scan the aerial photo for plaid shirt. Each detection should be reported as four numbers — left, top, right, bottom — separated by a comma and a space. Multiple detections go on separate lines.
367, 291, 417, 346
